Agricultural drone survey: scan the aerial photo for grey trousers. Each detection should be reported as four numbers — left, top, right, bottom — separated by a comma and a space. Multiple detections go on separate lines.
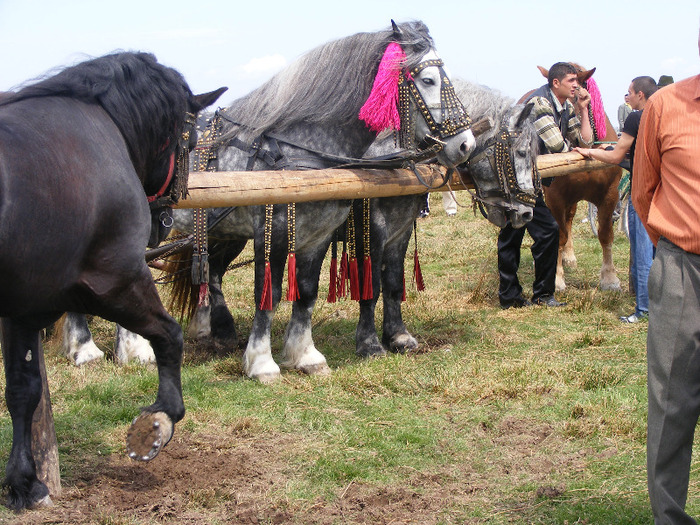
647, 237, 700, 524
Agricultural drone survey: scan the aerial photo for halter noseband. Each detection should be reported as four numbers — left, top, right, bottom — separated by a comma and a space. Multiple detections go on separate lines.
147, 111, 197, 208
465, 119, 539, 209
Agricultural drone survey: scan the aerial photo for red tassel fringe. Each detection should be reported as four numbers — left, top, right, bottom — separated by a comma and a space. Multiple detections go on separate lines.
327, 256, 337, 303
349, 257, 360, 301
259, 261, 273, 311
198, 283, 209, 307
286, 253, 300, 302
413, 249, 425, 292
338, 251, 349, 298
362, 255, 373, 300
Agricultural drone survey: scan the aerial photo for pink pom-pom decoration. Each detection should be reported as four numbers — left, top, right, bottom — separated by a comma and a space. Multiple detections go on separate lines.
586, 77, 607, 139
358, 42, 406, 133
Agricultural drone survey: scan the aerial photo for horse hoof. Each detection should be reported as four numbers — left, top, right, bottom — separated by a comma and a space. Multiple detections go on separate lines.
126, 412, 173, 461
30, 495, 53, 509
388, 334, 419, 354
298, 362, 332, 376
252, 372, 280, 384
356, 345, 387, 359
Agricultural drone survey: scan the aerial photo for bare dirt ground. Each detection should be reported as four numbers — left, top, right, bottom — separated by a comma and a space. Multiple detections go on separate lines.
1, 415, 599, 525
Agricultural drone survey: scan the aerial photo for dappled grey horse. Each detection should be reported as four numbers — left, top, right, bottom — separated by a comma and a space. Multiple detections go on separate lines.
352, 78, 538, 357
62, 21, 475, 382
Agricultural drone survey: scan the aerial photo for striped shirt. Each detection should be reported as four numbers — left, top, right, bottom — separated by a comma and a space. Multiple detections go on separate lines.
530, 90, 592, 153
633, 74, 700, 254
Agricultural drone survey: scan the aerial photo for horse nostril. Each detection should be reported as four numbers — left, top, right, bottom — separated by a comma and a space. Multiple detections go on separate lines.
522, 210, 533, 222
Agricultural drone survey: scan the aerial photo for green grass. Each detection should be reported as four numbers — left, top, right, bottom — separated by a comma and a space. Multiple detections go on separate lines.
0, 192, 689, 523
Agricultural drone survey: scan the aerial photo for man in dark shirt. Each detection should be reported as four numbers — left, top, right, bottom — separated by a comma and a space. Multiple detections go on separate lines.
575, 75, 658, 323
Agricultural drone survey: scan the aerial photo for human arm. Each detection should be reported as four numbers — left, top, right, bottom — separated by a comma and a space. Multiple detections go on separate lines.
631, 101, 661, 242
573, 132, 633, 164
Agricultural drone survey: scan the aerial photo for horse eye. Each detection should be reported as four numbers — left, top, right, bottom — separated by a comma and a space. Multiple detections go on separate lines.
516, 150, 527, 158
421, 77, 436, 86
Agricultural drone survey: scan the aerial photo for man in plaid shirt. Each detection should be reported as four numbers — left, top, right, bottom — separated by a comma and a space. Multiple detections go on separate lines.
498, 62, 593, 309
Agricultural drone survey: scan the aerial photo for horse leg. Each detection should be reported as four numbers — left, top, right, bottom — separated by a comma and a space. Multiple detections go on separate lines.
1, 319, 52, 510
356, 200, 388, 358
188, 240, 246, 349
381, 227, 418, 354
547, 199, 570, 293
242, 238, 285, 383
92, 270, 184, 461
62, 312, 104, 366
596, 202, 621, 291
561, 204, 578, 268
279, 246, 332, 375
115, 324, 155, 364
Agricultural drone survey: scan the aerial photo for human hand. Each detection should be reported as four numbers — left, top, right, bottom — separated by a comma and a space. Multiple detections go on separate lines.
572, 147, 590, 159
576, 87, 591, 110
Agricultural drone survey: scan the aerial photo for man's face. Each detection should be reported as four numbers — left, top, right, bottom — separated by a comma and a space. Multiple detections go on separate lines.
627, 83, 644, 110
552, 73, 579, 103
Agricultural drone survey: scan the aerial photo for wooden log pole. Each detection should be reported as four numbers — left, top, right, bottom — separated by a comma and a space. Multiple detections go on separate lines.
175, 152, 609, 209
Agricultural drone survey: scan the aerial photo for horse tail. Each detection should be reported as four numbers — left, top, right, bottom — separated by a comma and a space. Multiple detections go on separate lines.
160, 245, 199, 322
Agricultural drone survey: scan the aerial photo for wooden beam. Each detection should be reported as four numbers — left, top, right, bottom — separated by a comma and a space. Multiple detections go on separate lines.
175, 152, 611, 209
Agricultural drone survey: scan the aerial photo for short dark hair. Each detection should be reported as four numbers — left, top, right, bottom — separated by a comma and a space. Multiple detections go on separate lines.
548, 62, 577, 87
631, 76, 658, 99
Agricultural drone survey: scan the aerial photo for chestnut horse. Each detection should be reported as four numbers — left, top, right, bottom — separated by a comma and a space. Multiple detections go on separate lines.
520, 64, 621, 292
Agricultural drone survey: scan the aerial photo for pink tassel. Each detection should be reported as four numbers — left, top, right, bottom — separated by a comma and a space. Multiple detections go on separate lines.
286, 253, 300, 302
358, 42, 406, 133
362, 255, 373, 300
259, 261, 273, 311
413, 248, 425, 292
327, 256, 337, 303
586, 77, 607, 139
349, 257, 360, 301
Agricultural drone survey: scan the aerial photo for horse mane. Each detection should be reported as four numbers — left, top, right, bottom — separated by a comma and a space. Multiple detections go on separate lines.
219, 21, 434, 141
0, 52, 193, 177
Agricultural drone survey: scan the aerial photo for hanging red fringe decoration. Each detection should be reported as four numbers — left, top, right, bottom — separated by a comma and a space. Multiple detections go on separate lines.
349, 257, 360, 300
358, 42, 406, 133
259, 204, 274, 311
362, 255, 373, 300
413, 248, 425, 292
286, 253, 300, 301
338, 250, 348, 298
198, 283, 209, 307
412, 220, 425, 291
260, 261, 273, 311
327, 255, 337, 303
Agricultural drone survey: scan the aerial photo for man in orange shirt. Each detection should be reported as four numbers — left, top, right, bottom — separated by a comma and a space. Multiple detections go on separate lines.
633, 26, 700, 524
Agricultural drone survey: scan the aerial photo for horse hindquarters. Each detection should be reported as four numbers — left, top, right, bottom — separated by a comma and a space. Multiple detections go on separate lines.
1, 319, 52, 510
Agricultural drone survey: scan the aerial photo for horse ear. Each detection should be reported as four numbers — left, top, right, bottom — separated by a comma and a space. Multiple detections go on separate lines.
192, 87, 228, 112
579, 66, 596, 83
391, 19, 402, 38
516, 102, 534, 129
537, 66, 548, 79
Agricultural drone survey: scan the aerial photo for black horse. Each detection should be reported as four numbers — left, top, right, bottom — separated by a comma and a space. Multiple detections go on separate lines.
0, 52, 225, 510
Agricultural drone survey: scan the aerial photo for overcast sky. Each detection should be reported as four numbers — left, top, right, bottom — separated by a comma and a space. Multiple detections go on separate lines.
2, 0, 699, 130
